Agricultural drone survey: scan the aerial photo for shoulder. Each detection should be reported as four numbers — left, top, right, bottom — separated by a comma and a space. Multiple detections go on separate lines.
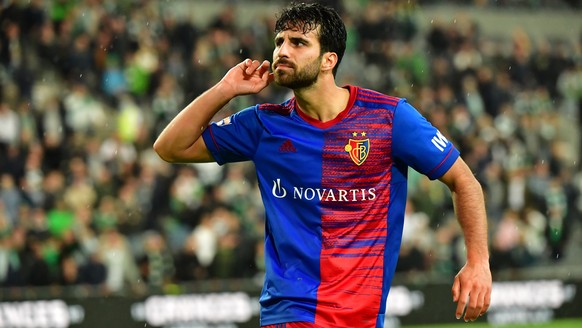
355, 87, 401, 108
257, 98, 294, 116
227, 100, 292, 122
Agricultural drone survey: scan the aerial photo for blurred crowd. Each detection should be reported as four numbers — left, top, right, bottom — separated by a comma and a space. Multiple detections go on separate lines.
1, 0, 582, 295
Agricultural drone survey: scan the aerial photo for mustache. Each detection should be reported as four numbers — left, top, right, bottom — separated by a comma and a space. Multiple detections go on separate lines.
273, 59, 294, 68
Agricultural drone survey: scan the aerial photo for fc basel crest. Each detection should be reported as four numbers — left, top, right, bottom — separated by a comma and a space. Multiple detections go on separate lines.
344, 132, 370, 166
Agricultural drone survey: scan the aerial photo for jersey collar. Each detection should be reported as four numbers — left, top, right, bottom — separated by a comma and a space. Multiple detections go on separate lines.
294, 85, 357, 129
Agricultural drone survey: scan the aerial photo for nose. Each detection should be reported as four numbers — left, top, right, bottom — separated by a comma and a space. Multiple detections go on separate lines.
274, 39, 290, 59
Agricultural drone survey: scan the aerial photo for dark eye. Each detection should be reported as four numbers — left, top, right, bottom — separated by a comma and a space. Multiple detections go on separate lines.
291, 39, 306, 47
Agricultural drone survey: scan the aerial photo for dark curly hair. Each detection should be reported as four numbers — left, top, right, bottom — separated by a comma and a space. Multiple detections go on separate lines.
274, 2, 347, 76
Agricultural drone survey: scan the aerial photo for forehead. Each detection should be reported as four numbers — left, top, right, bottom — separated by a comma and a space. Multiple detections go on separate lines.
274, 26, 320, 41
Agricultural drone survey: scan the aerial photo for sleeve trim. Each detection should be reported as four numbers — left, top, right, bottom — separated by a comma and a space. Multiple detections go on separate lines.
427, 147, 457, 180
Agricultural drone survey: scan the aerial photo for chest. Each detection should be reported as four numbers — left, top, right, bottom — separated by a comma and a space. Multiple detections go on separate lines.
254, 114, 394, 188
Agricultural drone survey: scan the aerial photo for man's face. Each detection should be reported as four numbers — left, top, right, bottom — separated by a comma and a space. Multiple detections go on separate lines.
272, 28, 323, 89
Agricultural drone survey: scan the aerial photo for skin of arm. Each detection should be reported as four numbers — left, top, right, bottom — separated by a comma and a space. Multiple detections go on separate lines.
153, 59, 273, 163
438, 157, 492, 322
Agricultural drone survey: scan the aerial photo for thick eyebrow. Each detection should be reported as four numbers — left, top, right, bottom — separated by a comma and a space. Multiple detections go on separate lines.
290, 36, 310, 44
274, 33, 311, 45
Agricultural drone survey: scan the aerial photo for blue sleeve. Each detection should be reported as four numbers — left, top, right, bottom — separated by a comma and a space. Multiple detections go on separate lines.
392, 99, 459, 180
201, 106, 262, 165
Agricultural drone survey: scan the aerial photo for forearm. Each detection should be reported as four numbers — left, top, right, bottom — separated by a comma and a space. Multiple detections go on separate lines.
440, 158, 490, 264
451, 176, 489, 264
153, 81, 234, 163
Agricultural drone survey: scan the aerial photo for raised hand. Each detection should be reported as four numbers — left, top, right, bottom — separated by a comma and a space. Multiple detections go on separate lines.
219, 59, 274, 97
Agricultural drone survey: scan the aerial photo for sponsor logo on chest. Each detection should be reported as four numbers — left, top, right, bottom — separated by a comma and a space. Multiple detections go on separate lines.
271, 178, 376, 202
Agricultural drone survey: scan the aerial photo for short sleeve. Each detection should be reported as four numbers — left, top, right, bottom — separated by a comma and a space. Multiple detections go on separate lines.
392, 100, 459, 180
201, 106, 262, 165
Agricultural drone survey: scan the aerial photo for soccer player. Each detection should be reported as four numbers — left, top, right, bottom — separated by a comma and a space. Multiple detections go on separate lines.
154, 2, 492, 327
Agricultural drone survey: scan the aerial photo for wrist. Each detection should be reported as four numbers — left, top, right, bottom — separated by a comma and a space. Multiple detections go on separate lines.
214, 80, 237, 100
466, 253, 490, 265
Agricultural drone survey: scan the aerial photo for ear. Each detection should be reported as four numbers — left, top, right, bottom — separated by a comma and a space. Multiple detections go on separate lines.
321, 52, 338, 73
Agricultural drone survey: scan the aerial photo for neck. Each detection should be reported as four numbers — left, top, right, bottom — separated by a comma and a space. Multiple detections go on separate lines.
293, 79, 350, 122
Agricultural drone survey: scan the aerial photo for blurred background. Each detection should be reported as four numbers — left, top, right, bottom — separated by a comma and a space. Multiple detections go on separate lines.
0, 0, 581, 327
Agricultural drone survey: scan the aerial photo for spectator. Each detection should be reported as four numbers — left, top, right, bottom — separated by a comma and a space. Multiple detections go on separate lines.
0, 174, 22, 226
0, 102, 19, 150
137, 230, 175, 289
174, 233, 206, 281
190, 209, 217, 274
98, 226, 140, 294
397, 200, 433, 273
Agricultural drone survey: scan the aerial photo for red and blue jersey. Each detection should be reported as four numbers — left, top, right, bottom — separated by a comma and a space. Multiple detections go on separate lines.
202, 85, 459, 327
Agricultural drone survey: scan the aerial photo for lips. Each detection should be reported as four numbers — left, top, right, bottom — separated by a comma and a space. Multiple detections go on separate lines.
274, 60, 294, 70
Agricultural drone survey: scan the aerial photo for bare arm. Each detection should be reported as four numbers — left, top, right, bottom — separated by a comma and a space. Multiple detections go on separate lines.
439, 157, 492, 322
153, 59, 273, 163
